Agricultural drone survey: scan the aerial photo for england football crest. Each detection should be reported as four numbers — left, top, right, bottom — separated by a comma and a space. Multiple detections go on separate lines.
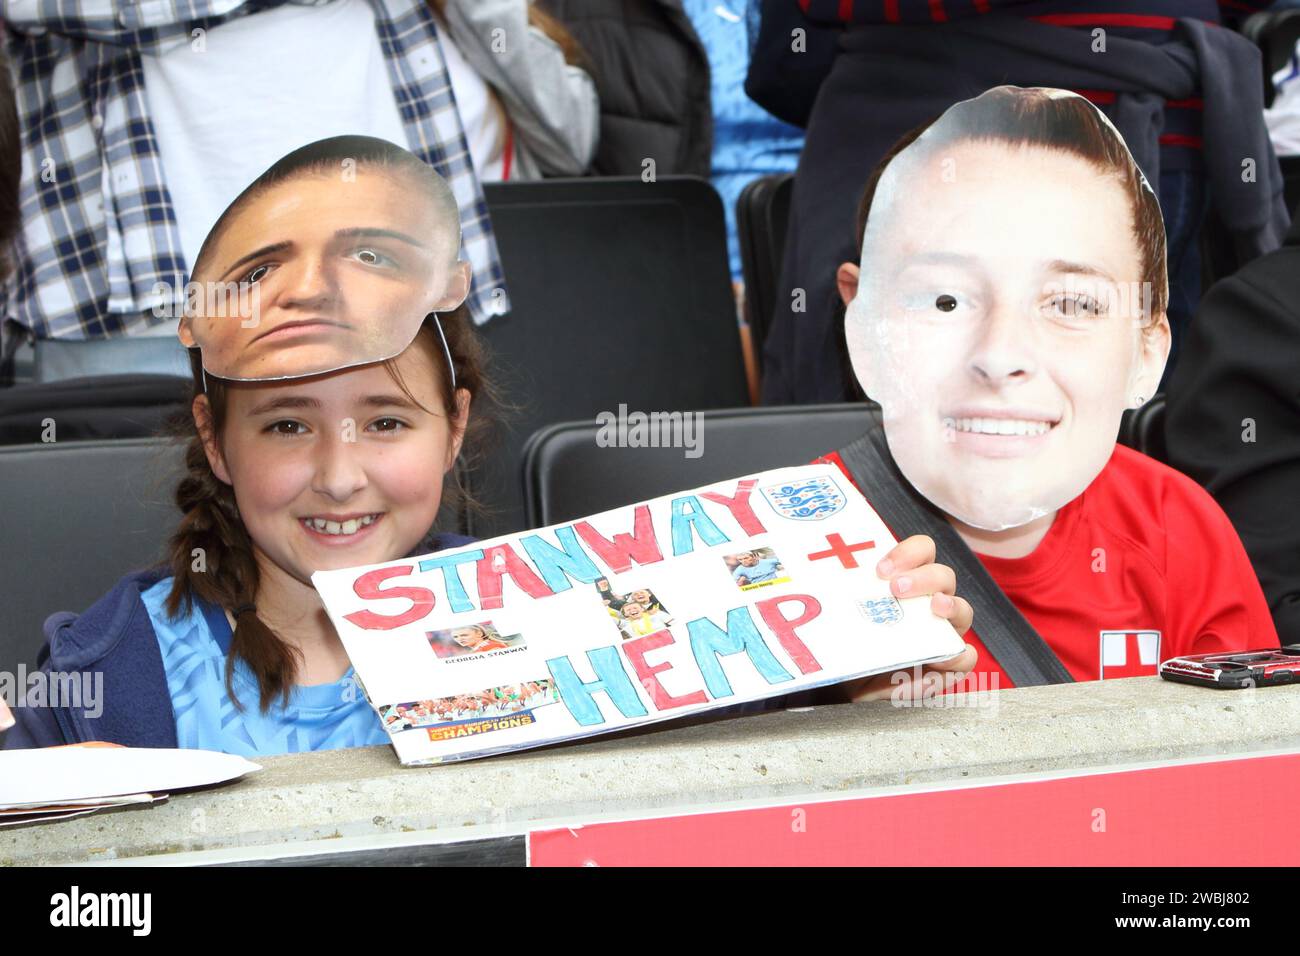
761, 476, 846, 521
858, 597, 903, 626
1099, 630, 1161, 679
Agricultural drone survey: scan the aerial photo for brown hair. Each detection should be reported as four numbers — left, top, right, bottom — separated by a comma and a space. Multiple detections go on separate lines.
854, 87, 1168, 321
165, 303, 498, 712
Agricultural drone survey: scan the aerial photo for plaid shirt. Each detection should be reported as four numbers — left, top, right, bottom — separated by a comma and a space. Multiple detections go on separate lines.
0, 0, 507, 343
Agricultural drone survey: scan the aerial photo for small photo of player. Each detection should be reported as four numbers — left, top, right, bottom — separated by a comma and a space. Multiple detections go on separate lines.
724, 547, 790, 591
594, 579, 673, 639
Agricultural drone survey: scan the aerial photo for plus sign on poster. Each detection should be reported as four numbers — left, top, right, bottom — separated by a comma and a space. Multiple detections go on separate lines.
313, 466, 966, 765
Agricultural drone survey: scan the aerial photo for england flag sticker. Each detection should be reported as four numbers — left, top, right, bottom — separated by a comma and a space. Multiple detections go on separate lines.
1099, 630, 1161, 679
760, 476, 846, 521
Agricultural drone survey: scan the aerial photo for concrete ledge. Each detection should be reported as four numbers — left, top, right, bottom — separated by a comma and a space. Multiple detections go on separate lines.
7, 677, 1300, 865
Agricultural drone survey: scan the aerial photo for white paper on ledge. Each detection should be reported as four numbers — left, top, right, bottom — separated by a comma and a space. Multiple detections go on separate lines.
0, 747, 261, 808
313, 464, 967, 766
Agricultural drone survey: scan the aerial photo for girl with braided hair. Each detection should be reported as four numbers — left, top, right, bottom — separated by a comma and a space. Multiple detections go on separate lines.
4, 137, 498, 754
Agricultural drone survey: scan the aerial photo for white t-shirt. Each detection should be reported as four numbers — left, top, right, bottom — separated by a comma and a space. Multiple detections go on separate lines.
437, 24, 512, 182
140, 0, 409, 335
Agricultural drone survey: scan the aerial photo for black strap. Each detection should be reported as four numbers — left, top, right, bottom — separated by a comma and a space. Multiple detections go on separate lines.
834, 427, 1074, 687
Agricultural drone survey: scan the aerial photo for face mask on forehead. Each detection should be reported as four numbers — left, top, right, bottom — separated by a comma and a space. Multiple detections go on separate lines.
176, 150, 470, 384
844, 85, 1168, 533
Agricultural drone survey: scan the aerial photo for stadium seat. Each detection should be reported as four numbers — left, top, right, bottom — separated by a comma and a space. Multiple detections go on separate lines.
0, 374, 191, 446
736, 173, 794, 370
522, 403, 872, 528
1118, 392, 1167, 463
0, 439, 187, 673
527, 398, 1174, 529
473, 176, 750, 538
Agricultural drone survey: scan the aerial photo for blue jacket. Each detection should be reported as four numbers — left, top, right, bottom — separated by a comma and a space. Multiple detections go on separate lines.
3, 533, 476, 750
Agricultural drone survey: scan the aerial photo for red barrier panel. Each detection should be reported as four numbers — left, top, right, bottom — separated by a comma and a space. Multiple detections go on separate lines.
529, 752, 1299, 866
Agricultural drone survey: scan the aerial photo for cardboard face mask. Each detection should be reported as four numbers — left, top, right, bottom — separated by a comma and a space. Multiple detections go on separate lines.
177, 148, 469, 382
845, 86, 1170, 533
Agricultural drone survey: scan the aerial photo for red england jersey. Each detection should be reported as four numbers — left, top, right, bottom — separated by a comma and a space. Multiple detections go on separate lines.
817, 444, 1279, 685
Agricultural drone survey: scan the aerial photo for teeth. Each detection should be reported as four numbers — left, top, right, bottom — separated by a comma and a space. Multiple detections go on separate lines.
304, 514, 378, 536
942, 417, 1053, 437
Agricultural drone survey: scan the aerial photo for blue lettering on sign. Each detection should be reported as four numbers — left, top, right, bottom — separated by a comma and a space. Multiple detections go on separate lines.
546, 646, 650, 726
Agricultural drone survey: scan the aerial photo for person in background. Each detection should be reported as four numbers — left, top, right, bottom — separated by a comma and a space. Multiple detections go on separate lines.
0, 0, 508, 365
536, 0, 713, 178
541, 1, 802, 398
0, 46, 21, 731
1164, 204, 1300, 646
681, 1, 803, 286
1265, 49, 1300, 153
0, 36, 21, 386
428, 0, 599, 181
750, 0, 1288, 406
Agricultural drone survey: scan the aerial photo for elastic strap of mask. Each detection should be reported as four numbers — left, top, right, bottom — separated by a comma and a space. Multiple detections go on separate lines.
431, 311, 457, 392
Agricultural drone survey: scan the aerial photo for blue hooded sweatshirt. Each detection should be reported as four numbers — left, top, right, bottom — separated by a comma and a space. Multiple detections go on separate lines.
3, 533, 476, 750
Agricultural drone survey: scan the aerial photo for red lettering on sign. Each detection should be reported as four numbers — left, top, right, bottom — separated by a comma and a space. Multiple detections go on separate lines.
754, 594, 823, 675
344, 565, 435, 630
476, 544, 554, 610
621, 630, 709, 711
699, 479, 767, 537
574, 505, 664, 573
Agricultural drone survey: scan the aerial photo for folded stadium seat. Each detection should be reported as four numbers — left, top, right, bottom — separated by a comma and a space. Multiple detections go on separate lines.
0, 336, 192, 445
0, 375, 191, 445
1117, 392, 1167, 464
528, 398, 1171, 529
736, 173, 793, 372
475, 177, 750, 538
522, 403, 872, 527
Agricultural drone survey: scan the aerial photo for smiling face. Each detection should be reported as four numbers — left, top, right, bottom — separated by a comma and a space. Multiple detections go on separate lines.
847, 140, 1169, 531
195, 334, 468, 587
621, 603, 645, 620
180, 167, 469, 381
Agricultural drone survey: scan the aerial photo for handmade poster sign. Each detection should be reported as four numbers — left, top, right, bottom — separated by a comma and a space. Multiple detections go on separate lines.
312, 465, 966, 765
843, 86, 1170, 533
176, 135, 471, 382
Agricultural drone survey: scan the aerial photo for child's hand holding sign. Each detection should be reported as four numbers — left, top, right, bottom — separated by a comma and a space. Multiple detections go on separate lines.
841, 534, 976, 703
